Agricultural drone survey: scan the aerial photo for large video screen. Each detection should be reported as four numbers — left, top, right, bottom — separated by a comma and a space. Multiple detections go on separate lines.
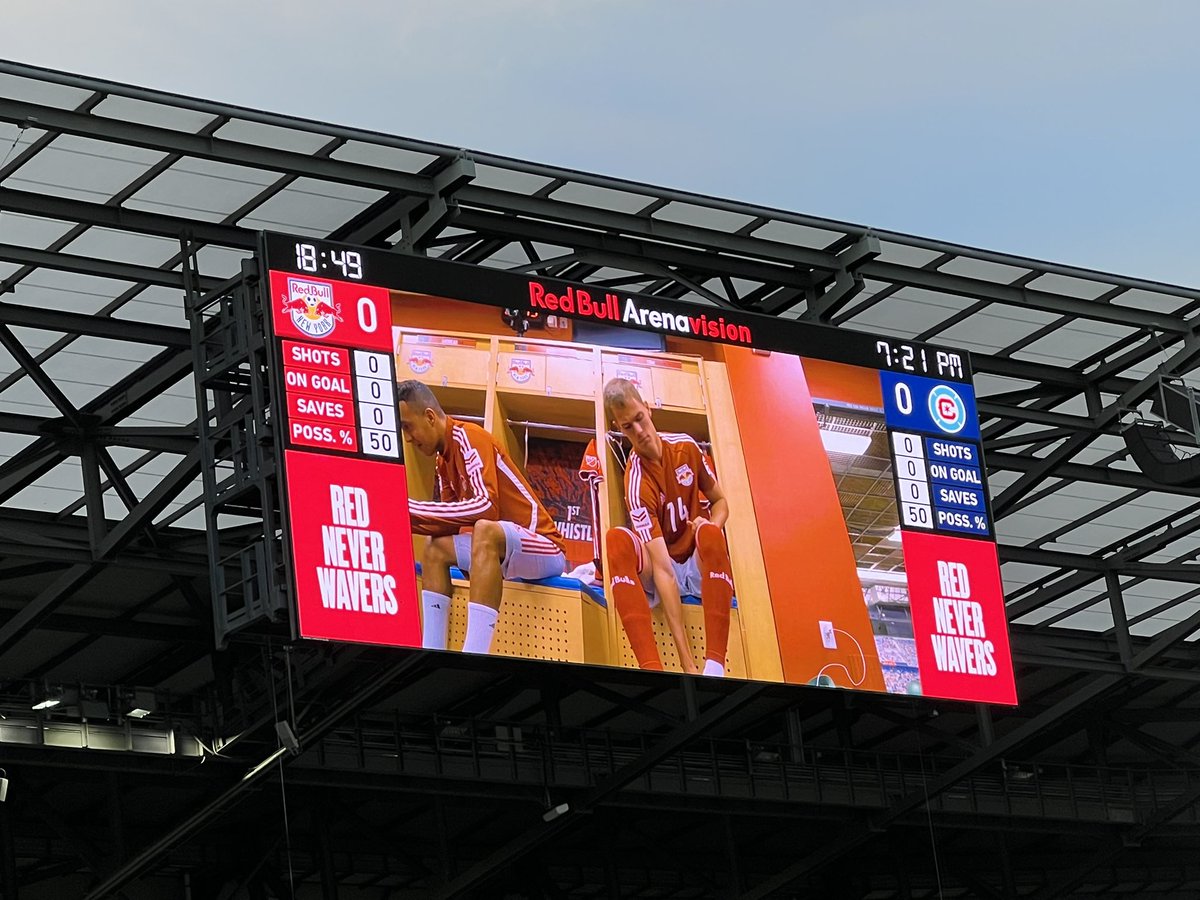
262, 233, 1015, 704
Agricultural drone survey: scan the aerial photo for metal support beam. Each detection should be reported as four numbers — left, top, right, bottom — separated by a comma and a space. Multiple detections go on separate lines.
81, 654, 429, 900
0, 242, 218, 292
452, 209, 818, 292
1105, 571, 1133, 669
861, 260, 1189, 334
434, 683, 763, 899
0, 97, 439, 196
738, 675, 1120, 899
0, 186, 254, 250
0, 300, 189, 347
0, 348, 193, 503
988, 450, 1200, 496
94, 447, 200, 560
0, 563, 97, 658
992, 332, 1200, 516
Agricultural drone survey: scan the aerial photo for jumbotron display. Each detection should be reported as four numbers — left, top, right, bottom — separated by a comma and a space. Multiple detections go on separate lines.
262, 232, 1016, 704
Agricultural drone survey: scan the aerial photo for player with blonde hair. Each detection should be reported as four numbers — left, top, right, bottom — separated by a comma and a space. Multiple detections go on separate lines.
603, 378, 734, 676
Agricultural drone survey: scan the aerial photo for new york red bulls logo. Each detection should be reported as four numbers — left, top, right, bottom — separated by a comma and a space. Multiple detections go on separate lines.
615, 368, 643, 390
508, 358, 535, 384
282, 278, 341, 339
675, 463, 694, 487
407, 349, 433, 374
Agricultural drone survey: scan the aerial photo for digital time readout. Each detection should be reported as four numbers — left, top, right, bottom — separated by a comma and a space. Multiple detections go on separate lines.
874, 340, 965, 378
294, 243, 364, 280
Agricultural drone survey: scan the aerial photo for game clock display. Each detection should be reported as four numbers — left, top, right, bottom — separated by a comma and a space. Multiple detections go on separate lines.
261, 231, 1016, 705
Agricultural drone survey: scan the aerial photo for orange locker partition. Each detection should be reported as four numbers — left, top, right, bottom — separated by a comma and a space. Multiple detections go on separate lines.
721, 347, 886, 690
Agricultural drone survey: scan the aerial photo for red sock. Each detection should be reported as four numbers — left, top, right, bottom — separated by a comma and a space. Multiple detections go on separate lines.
696, 523, 733, 667
606, 527, 662, 670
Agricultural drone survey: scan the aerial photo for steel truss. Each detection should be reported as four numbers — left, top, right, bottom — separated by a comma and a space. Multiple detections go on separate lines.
1, 58, 1200, 898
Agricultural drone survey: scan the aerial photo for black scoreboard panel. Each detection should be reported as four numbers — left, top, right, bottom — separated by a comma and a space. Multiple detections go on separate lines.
262, 232, 1015, 704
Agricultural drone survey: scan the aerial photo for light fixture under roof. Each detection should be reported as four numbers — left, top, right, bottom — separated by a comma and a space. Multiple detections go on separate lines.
31, 685, 63, 711
819, 427, 872, 456
126, 688, 156, 719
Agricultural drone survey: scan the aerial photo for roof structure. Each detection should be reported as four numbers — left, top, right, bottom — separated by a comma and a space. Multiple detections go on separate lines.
2, 59, 1200, 899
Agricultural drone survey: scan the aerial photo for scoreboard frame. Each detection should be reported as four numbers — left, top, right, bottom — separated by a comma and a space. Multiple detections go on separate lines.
258, 231, 1015, 705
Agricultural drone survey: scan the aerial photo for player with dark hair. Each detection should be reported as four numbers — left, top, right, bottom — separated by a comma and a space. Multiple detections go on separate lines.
602, 378, 734, 676
397, 380, 567, 654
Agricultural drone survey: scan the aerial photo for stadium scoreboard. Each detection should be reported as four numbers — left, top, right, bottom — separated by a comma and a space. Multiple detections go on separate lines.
260, 232, 1015, 704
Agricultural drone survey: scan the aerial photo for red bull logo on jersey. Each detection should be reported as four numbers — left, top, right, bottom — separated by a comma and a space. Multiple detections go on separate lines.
407, 349, 433, 374
674, 463, 694, 487
508, 358, 535, 384
929, 384, 967, 434
283, 278, 341, 339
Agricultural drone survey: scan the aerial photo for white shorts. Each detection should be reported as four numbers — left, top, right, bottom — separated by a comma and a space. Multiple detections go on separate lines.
615, 528, 701, 607
643, 549, 703, 606
454, 522, 566, 581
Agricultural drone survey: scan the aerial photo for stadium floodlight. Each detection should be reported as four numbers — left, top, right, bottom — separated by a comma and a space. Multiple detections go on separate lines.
126, 688, 156, 719
31, 686, 62, 710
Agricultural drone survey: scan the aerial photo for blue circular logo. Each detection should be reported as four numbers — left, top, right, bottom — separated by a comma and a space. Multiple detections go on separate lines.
928, 384, 966, 434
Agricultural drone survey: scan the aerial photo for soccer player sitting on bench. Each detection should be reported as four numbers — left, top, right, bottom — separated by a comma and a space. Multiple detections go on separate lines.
398, 380, 567, 654
602, 378, 734, 676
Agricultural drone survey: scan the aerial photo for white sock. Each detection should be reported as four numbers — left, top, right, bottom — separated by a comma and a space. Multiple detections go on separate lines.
703, 659, 725, 677
461, 602, 500, 654
421, 590, 450, 650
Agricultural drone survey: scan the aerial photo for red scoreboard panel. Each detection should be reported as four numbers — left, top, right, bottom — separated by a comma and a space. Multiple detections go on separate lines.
262, 233, 1016, 705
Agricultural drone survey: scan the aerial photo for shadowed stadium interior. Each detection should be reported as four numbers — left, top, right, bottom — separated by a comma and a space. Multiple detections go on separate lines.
1, 58, 1200, 898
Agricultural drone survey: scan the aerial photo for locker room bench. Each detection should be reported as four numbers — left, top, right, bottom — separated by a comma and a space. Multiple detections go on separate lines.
415, 564, 611, 665
414, 565, 748, 677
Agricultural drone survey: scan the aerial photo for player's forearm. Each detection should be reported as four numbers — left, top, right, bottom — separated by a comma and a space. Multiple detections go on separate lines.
708, 498, 729, 530
652, 565, 696, 668
409, 519, 460, 537
408, 496, 498, 533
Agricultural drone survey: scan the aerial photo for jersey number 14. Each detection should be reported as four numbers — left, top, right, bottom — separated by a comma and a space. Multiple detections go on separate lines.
664, 496, 688, 533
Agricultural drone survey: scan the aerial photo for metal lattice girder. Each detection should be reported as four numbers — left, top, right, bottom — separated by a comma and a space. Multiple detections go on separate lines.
0, 97, 440, 196
79, 653, 430, 900
434, 682, 764, 899
6, 58, 1200, 899
739, 675, 1123, 899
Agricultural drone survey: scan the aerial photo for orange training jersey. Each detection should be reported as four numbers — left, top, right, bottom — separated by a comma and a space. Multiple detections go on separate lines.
408, 417, 566, 551
578, 438, 604, 563
625, 433, 717, 563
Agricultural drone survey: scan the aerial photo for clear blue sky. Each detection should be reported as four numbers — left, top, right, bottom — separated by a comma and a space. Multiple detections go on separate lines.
7, 0, 1199, 285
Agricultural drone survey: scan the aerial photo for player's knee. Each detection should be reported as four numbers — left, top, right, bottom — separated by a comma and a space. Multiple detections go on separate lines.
695, 522, 729, 563
471, 519, 506, 558
424, 536, 455, 567
605, 527, 639, 573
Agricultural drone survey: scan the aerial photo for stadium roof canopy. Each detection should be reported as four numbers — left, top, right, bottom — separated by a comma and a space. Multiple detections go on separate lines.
3, 58, 1200, 898
3, 58, 1199, 657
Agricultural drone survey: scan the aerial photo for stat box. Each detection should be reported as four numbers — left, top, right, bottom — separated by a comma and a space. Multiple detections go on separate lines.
901, 530, 1016, 704
284, 450, 419, 646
